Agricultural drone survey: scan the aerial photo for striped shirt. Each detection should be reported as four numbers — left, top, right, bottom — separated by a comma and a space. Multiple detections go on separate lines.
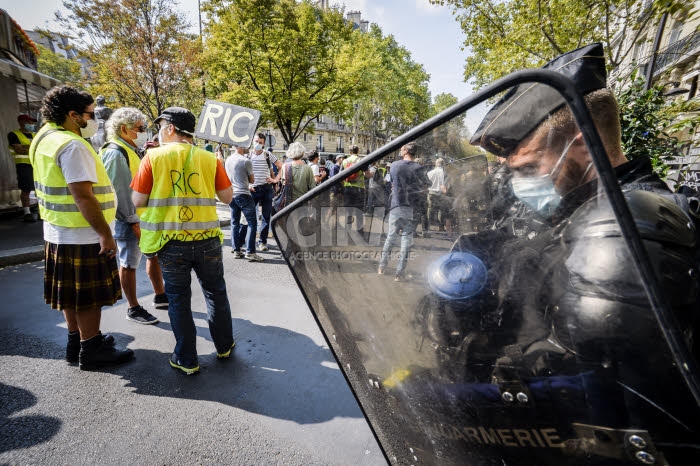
248, 150, 278, 187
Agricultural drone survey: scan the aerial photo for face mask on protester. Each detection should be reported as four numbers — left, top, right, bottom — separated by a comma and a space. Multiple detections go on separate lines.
510, 138, 575, 217
133, 131, 148, 148
80, 119, 99, 139
23, 123, 36, 132
158, 125, 169, 145
254, 143, 263, 151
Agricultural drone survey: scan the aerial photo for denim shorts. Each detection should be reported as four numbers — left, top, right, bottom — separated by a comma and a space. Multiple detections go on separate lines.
116, 238, 142, 269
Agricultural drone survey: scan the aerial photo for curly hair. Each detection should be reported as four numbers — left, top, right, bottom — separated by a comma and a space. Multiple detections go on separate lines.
40, 85, 94, 124
287, 141, 306, 160
105, 107, 147, 141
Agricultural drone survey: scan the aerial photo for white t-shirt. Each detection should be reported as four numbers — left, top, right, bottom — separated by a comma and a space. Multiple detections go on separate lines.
43, 139, 116, 245
427, 167, 445, 194
310, 163, 320, 177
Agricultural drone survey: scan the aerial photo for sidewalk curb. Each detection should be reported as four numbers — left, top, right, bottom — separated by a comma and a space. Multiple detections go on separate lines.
0, 245, 44, 268
0, 217, 232, 268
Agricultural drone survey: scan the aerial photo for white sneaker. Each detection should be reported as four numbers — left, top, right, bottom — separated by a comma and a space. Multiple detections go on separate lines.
258, 243, 270, 252
232, 250, 244, 259
246, 253, 265, 262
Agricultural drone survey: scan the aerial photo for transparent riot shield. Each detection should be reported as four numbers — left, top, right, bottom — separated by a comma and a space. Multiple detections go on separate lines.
271, 70, 700, 465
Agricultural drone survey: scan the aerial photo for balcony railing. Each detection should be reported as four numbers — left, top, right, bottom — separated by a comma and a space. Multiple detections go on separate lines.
654, 30, 700, 75
313, 121, 349, 132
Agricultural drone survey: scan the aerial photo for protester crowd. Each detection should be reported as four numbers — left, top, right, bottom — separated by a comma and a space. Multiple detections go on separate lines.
19, 83, 466, 376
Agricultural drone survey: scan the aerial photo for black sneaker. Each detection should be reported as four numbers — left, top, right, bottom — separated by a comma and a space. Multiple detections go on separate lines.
152, 293, 169, 310
23, 213, 36, 223
127, 305, 159, 325
67, 331, 115, 363
216, 340, 236, 360
169, 353, 199, 375
79, 334, 134, 371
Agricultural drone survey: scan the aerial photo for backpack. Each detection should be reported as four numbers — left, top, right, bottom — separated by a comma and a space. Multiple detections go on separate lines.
345, 158, 360, 182
100, 142, 129, 166
272, 163, 294, 214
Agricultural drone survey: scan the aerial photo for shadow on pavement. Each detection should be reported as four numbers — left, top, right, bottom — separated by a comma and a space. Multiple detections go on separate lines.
0, 318, 362, 426
0, 383, 62, 453
118, 317, 362, 424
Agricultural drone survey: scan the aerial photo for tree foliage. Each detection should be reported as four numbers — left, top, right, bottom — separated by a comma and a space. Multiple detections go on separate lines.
352, 24, 432, 150
425, 92, 482, 159
35, 44, 83, 86
617, 73, 700, 181
430, 0, 692, 89
202, 0, 381, 145
56, 0, 202, 121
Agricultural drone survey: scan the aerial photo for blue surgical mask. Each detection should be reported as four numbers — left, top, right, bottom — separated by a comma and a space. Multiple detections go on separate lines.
510, 175, 561, 216
254, 143, 263, 151
23, 123, 36, 132
510, 139, 575, 217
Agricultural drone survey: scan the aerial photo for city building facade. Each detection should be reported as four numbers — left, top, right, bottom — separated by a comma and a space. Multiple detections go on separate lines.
0, 9, 61, 207
609, 1, 700, 190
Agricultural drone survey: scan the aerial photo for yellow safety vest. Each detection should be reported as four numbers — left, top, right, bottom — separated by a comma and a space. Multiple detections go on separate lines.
100, 138, 145, 217
138, 143, 222, 254
29, 122, 116, 228
342, 155, 365, 188
9, 129, 35, 164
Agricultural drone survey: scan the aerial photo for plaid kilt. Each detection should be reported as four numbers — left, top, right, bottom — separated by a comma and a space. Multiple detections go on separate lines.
44, 242, 122, 312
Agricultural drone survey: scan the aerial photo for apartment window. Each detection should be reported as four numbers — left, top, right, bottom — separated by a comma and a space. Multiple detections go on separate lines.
633, 41, 645, 62
303, 133, 307, 142
689, 75, 698, 99
318, 135, 323, 151
669, 21, 684, 45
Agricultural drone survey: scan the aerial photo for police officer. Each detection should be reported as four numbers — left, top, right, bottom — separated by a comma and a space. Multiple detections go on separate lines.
131, 107, 235, 375
8, 114, 38, 222
451, 42, 699, 463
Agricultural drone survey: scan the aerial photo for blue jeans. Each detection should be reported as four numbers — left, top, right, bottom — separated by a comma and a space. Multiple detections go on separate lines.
230, 194, 257, 253
251, 184, 273, 245
158, 238, 233, 366
379, 206, 416, 276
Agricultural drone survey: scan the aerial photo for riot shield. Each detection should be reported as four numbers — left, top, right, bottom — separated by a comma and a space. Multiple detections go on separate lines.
271, 70, 700, 465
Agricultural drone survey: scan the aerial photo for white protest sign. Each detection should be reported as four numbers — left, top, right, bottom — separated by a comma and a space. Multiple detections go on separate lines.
196, 100, 261, 147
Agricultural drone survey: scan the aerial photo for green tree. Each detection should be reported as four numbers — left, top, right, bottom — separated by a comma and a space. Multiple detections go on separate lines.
430, 0, 692, 89
426, 92, 482, 159
352, 25, 432, 151
432, 92, 459, 114
56, 0, 202, 120
617, 73, 700, 183
202, 0, 380, 145
35, 44, 83, 85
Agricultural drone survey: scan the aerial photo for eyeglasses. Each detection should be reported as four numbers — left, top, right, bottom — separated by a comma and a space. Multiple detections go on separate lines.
133, 125, 147, 133
82, 111, 95, 120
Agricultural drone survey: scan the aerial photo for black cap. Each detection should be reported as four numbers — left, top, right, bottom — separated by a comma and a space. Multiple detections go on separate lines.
470, 43, 607, 157
154, 107, 196, 135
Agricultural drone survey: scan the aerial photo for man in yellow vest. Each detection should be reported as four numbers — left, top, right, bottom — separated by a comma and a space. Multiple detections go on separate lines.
341, 144, 372, 232
101, 107, 165, 326
8, 114, 38, 222
29, 85, 133, 371
131, 107, 234, 375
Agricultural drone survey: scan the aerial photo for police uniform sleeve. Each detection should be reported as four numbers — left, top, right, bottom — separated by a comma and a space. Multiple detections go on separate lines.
550, 190, 699, 362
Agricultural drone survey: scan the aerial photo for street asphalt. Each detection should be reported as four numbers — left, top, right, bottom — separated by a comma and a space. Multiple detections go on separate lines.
0, 227, 386, 465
